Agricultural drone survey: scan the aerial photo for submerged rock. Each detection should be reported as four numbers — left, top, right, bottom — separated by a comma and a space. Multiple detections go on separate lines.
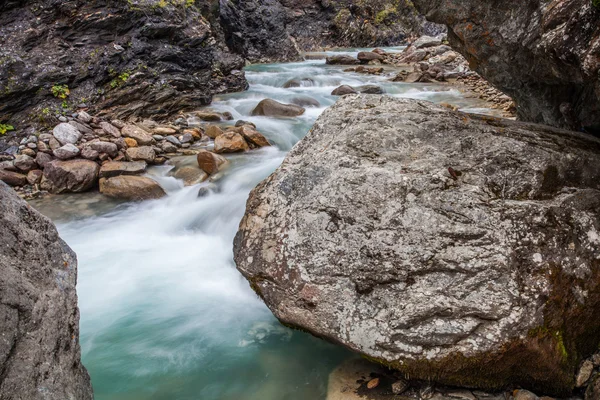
0, 181, 93, 399
234, 95, 600, 396
99, 176, 166, 201
290, 96, 321, 108
251, 99, 305, 117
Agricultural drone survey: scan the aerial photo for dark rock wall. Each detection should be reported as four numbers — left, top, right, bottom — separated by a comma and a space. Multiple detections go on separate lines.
412, 0, 600, 134
0, 181, 93, 399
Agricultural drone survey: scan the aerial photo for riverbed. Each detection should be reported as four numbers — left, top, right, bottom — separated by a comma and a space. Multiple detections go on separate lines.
31, 48, 498, 400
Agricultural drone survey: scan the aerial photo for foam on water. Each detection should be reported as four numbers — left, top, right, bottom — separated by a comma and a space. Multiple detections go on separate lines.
30, 49, 500, 400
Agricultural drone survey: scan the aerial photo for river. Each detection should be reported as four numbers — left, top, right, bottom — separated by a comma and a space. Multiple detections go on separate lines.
31, 48, 498, 400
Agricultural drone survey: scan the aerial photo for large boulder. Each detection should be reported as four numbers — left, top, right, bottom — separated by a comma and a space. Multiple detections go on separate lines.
251, 99, 305, 117
214, 132, 249, 154
326, 55, 361, 65
52, 123, 82, 145
99, 176, 166, 201
42, 159, 99, 193
412, 0, 600, 133
234, 96, 600, 396
197, 149, 228, 175
0, 181, 93, 399
0, 169, 27, 186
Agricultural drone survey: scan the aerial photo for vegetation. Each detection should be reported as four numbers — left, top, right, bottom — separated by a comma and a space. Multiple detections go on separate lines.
594, 0, 600, 7
51, 84, 70, 99
0, 124, 15, 135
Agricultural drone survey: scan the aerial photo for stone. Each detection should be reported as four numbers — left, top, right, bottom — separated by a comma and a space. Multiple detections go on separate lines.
235, 120, 257, 129
391, 380, 409, 395
99, 176, 166, 201
290, 96, 321, 108
111, 119, 126, 129
124, 137, 138, 148
37, 141, 49, 153
126, 146, 156, 163
89, 141, 119, 157
21, 148, 36, 157
251, 99, 305, 117
49, 137, 61, 151
412, 35, 442, 49
100, 121, 121, 138
53, 143, 81, 160
42, 159, 99, 193
77, 110, 92, 123
447, 390, 477, 400
593, 353, 600, 367
0, 160, 15, 171
356, 85, 385, 94
233, 96, 600, 397
331, 85, 358, 96
27, 169, 43, 185
197, 149, 228, 175
99, 161, 147, 178
154, 126, 177, 135
0, 169, 28, 186
214, 132, 249, 153
326, 55, 360, 65
0, 182, 93, 399
183, 128, 202, 140
81, 147, 99, 160
411, 0, 600, 132
172, 166, 208, 186
165, 135, 182, 146
577, 360, 595, 387
357, 51, 383, 63
161, 142, 178, 153
13, 154, 37, 171
26, 142, 37, 149
194, 111, 223, 121
586, 374, 600, 400
205, 125, 224, 139
69, 120, 94, 134
121, 124, 154, 145
366, 378, 379, 390
153, 135, 164, 141
513, 390, 539, 400
282, 78, 315, 88
53, 123, 82, 145
237, 126, 271, 148
180, 132, 194, 144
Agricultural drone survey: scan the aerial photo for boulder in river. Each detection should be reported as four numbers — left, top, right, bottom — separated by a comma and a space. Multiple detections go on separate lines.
0, 181, 93, 399
356, 85, 385, 94
233, 95, 600, 396
331, 85, 358, 96
42, 159, 99, 193
197, 149, 228, 175
172, 166, 208, 186
235, 126, 271, 148
283, 78, 315, 88
99, 176, 166, 201
251, 99, 305, 117
290, 96, 321, 108
214, 132, 249, 153
205, 125, 224, 139
326, 55, 361, 65
357, 51, 383, 63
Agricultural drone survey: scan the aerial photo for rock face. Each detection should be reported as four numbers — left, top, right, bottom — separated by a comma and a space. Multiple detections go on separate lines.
0, 181, 92, 399
412, 0, 600, 133
234, 96, 600, 396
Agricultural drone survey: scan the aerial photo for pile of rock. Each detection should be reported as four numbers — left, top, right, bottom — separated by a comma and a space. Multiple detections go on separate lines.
0, 109, 272, 199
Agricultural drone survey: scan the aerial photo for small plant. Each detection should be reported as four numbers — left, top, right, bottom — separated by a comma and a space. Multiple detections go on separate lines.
0, 124, 14, 135
51, 84, 70, 99
61, 100, 69, 109
594, 0, 600, 8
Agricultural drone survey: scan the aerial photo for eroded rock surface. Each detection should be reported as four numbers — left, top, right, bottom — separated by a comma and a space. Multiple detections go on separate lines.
0, 181, 92, 399
412, 0, 600, 133
234, 95, 600, 396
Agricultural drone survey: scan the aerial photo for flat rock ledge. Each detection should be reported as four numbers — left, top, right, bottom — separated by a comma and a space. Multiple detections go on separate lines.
233, 95, 600, 396
0, 182, 92, 399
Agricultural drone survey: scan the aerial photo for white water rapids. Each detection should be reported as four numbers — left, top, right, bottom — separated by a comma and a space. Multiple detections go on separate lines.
31, 48, 499, 400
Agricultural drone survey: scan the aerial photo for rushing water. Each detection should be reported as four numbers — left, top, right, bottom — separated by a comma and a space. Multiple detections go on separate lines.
31, 49, 498, 400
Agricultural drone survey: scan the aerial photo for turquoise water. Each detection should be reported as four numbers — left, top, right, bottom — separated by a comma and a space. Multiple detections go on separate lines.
31, 50, 497, 400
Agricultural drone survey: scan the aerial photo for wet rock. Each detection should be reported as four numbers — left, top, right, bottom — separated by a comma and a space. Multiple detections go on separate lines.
42, 159, 99, 193
326, 55, 361, 65
184, 128, 202, 140
99, 176, 166, 201
122, 125, 154, 146
165, 135, 182, 146
214, 132, 249, 153
53, 123, 82, 145
251, 99, 305, 117
331, 85, 358, 96
161, 142, 178, 153
0, 169, 28, 186
100, 121, 121, 138
53, 143, 81, 160
197, 149, 228, 175
233, 96, 600, 396
126, 146, 156, 163
172, 166, 208, 186
236, 120, 257, 129
99, 161, 147, 178
89, 141, 118, 158
27, 169, 43, 185
236, 126, 271, 148
577, 360, 595, 387
205, 125, 224, 139
290, 96, 321, 108
357, 51, 383, 63
180, 133, 194, 144
357, 85, 385, 94
13, 154, 37, 172
283, 78, 315, 88
0, 182, 93, 399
